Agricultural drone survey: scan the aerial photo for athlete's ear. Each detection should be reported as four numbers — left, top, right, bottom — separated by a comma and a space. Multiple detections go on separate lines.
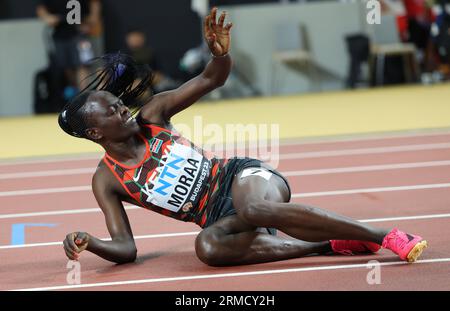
85, 128, 103, 141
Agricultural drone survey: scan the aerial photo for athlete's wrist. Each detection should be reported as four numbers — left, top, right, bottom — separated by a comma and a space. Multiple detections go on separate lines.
211, 52, 229, 58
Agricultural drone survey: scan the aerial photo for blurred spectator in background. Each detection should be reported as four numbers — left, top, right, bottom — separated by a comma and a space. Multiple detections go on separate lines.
125, 29, 180, 94
387, 0, 450, 79
382, 0, 440, 78
78, 0, 104, 89
430, 0, 450, 78
36, 0, 102, 105
402, 0, 436, 71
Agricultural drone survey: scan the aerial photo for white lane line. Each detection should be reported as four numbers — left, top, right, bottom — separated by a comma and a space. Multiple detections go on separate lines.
3, 142, 450, 179
1, 180, 450, 202
2, 130, 450, 167
282, 160, 450, 176
1, 213, 449, 249
291, 183, 450, 198
0, 186, 91, 197
4, 159, 450, 180
0, 154, 102, 166
10, 258, 450, 291
3, 158, 450, 197
1, 180, 450, 221
0, 168, 95, 180
279, 142, 450, 160
281, 130, 450, 144
0, 231, 200, 249
0, 205, 139, 219
359, 213, 450, 223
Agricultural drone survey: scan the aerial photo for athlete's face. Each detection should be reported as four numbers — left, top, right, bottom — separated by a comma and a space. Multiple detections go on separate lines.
83, 91, 140, 142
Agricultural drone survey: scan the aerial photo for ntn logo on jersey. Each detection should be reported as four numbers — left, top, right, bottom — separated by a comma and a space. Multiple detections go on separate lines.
141, 143, 204, 212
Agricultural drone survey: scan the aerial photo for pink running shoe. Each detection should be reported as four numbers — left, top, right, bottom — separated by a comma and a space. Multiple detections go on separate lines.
330, 240, 381, 255
382, 228, 428, 262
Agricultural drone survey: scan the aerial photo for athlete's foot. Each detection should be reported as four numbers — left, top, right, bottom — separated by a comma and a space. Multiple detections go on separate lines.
330, 240, 381, 256
381, 228, 428, 263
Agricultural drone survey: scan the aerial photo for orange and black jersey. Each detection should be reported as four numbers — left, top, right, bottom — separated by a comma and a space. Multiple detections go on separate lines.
102, 122, 228, 228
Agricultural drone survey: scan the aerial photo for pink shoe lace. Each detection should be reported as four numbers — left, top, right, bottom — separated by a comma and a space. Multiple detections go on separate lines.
382, 228, 427, 262
382, 229, 408, 249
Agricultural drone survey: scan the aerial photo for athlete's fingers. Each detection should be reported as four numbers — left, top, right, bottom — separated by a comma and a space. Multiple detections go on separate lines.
204, 15, 211, 34
211, 7, 218, 27
75, 232, 88, 245
63, 240, 77, 260
63, 246, 74, 260
63, 238, 76, 256
218, 11, 226, 28
66, 233, 80, 252
224, 22, 233, 32
66, 248, 77, 261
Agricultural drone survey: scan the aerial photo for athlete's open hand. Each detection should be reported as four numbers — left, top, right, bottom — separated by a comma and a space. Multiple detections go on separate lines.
204, 7, 233, 57
63, 232, 90, 261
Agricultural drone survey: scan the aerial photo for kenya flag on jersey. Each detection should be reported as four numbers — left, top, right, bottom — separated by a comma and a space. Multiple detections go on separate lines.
150, 138, 163, 153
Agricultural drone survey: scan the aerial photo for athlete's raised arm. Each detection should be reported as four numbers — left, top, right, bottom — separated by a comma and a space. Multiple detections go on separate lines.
139, 7, 233, 125
63, 165, 137, 264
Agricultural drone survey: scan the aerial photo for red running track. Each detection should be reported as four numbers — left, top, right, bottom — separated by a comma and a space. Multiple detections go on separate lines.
0, 131, 450, 290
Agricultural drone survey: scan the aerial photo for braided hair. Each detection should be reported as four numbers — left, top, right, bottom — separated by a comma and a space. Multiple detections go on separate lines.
58, 52, 154, 139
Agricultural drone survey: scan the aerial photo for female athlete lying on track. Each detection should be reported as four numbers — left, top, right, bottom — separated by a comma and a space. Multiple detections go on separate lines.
59, 8, 427, 266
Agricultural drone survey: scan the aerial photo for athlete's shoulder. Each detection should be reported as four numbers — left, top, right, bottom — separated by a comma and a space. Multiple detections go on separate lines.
92, 159, 118, 192
138, 91, 173, 125
93, 160, 108, 184
136, 113, 175, 139
91, 161, 131, 212
93, 158, 139, 205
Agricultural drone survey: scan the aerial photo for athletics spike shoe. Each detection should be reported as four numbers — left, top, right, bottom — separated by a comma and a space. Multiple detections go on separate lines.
330, 240, 381, 255
382, 228, 428, 263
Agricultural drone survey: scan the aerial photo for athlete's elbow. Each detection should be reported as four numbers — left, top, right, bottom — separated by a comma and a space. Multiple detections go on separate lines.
216, 78, 227, 87
115, 245, 137, 264
119, 255, 137, 264
208, 77, 227, 89
116, 251, 137, 264
202, 70, 229, 89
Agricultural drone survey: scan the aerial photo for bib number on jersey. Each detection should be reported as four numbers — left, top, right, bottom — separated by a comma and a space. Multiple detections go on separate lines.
240, 167, 272, 181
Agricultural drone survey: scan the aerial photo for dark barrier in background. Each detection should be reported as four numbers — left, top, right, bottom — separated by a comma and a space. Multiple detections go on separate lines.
0, 0, 280, 80
0, 0, 202, 80
0, 0, 38, 20
101, 0, 279, 80
101, 0, 202, 80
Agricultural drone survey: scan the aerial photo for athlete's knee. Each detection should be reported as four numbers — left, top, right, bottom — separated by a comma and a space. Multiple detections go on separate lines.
195, 230, 226, 266
238, 198, 275, 227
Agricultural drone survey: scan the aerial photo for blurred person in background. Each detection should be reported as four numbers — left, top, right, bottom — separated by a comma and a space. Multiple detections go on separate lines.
78, 0, 104, 89
36, 0, 102, 105
390, 0, 450, 80
382, 0, 440, 79
402, 0, 436, 71
430, 0, 450, 78
125, 29, 180, 94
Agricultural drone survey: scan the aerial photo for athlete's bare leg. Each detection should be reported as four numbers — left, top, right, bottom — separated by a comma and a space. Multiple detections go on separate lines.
195, 215, 331, 266
230, 166, 390, 244
195, 172, 332, 266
